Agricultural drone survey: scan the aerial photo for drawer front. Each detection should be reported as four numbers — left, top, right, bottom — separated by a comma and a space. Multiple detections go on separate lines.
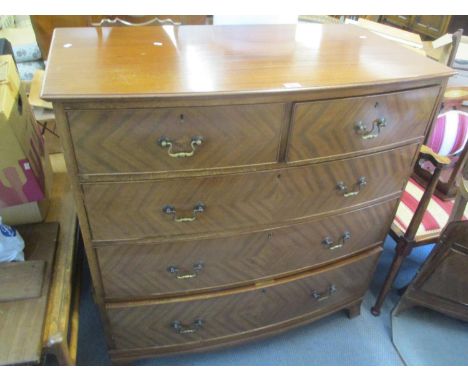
98, 199, 398, 300
68, 104, 285, 174
287, 87, 439, 163
107, 249, 379, 351
84, 144, 417, 241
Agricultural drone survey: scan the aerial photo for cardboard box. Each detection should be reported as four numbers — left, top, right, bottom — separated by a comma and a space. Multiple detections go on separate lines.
28, 69, 61, 154
0, 55, 51, 225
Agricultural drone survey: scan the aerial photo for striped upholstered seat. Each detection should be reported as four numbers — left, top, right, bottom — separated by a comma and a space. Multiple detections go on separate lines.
392, 177, 468, 242
393, 110, 468, 241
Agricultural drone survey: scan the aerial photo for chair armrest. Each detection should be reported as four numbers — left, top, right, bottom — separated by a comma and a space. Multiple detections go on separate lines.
419, 145, 452, 169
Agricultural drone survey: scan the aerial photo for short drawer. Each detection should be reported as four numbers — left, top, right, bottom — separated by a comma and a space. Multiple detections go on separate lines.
67, 104, 285, 175
107, 249, 379, 351
84, 144, 417, 241
98, 199, 398, 300
287, 87, 439, 163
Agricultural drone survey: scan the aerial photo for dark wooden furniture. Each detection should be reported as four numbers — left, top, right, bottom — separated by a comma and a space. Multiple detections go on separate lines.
394, 178, 468, 321
445, 29, 464, 68
379, 16, 452, 39
42, 24, 453, 363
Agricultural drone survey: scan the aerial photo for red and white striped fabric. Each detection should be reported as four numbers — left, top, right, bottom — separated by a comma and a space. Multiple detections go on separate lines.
426, 110, 468, 156
393, 177, 468, 240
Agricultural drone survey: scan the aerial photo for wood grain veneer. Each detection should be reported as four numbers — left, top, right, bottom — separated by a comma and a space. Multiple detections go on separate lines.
107, 249, 379, 351
83, 144, 417, 242
288, 86, 440, 163
67, 104, 285, 175
42, 24, 453, 362
98, 199, 398, 301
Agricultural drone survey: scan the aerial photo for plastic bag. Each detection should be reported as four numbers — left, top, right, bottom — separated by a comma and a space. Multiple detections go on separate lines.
0, 216, 25, 263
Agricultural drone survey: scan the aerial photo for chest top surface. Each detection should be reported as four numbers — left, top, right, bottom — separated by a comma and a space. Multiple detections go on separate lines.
42, 23, 453, 100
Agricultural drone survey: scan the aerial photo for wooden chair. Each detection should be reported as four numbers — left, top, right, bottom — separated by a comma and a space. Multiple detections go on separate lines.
371, 141, 468, 316
446, 29, 464, 68
413, 108, 468, 200
393, 177, 468, 321
423, 29, 464, 68
413, 29, 466, 200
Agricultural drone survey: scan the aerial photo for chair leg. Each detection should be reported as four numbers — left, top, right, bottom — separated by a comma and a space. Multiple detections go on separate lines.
371, 238, 414, 316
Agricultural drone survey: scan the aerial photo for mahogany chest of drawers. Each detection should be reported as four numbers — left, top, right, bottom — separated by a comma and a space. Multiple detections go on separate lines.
42, 24, 453, 363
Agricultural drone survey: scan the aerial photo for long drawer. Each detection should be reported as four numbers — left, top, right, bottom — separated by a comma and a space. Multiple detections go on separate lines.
98, 199, 398, 301
84, 144, 417, 241
67, 104, 285, 175
107, 248, 379, 352
287, 86, 439, 163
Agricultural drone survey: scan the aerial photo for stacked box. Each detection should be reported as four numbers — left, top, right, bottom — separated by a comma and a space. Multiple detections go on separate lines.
0, 54, 51, 225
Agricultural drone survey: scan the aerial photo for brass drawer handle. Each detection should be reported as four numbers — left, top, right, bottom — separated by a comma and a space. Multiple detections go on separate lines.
167, 262, 204, 279
162, 202, 205, 222
311, 284, 337, 302
336, 176, 367, 197
158, 136, 204, 158
322, 232, 351, 250
171, 319, 204, 334
355, 118, 387, 140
